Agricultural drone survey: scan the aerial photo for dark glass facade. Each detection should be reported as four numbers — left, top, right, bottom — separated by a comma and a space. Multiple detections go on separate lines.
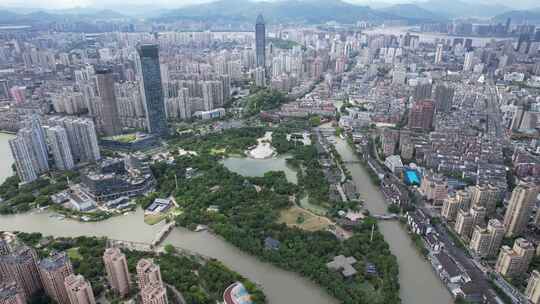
137, 44, 168, 137
255, 14, 266, 69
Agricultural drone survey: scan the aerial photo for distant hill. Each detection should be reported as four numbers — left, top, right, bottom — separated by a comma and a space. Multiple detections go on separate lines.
0, 9, 127, 26
378, 4, 447, 21
493, 10, 540, 24
158, 0, 402, 24
417, 0, 510, 18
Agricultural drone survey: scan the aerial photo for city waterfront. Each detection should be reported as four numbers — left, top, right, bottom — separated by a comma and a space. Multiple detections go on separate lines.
0, 134, 453, 304
0, 132, 14, 183
332, 136, 454, 304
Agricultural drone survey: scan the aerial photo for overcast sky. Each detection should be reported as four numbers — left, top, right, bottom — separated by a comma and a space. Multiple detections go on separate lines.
2, 0, 538, 10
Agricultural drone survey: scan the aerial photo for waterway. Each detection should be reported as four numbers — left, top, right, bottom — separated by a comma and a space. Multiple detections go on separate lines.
332, 136, 453, 304
0, 133, 14, 183
364, 26, 513, 47
0, 136, 334, 304
0, 133, 453, 304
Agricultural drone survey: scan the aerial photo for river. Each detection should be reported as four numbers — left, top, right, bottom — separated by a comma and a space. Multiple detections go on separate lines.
332, 136, 453, 304
0, 133, 453, 304
0, 133, 14, 183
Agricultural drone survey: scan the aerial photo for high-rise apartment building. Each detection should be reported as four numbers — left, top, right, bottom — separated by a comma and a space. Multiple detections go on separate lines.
9, 116, 50, 183
495, 238, 535, 278
470, 205, 487, 228
0, 246, 42, 299
140, 282, 167, 304
434, 44, 443, 64
136, 259, 162, 291
45, 126, 75, 171
434, 83, 454, 113
414, 82, 432, 101
470, 225, 491, 257
463, 51, 474, 71
470, 184, 500, 216
469, 219, 505, 258
137, 44, 168, 137
255, 14, 266, 69
0, 282, 25, 304
503, 182, 539, 237
454, 209, 474, 241
103, 248, 131, 297
64, 274, 96, 304
0, 240, 9, 256
486, 219, 505, 258
39, 252, 74, 304
408, 100, 435, 131
526, 270, 540, 304
48, 117, 101, 164
442, 195, 461, 221
8, 136, 38, 183
95, 67, 122, 136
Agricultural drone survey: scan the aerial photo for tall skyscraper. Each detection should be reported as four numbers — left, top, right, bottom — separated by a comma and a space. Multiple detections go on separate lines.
137, 44, 168, 137
136, 259, 162, 291
526, 270, 540, 304
0, 246, 42, 299
45, 126, 75, 171
103, 248, 131, 297
503, 182, 539, 237
95, 67, 122, 136
255, 14, 266, 69
434, 44, 443, 64
39, 252, 74, 304
0, 282, 25, 304
463, 51, 474, 71
64, 274, 96, 304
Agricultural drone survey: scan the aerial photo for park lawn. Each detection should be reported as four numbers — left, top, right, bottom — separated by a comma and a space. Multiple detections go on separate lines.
144, 213, 167, 225
278, 206, 333, 232
144, 208, 183, 225
67, 247, 83, 261
210, 148, 227, 155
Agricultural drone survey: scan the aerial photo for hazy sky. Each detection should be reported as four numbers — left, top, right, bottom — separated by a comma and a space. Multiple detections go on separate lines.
2, 0, 538, 10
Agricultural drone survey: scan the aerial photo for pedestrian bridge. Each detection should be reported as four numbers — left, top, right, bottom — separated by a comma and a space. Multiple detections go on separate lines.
372, 214, 400, 220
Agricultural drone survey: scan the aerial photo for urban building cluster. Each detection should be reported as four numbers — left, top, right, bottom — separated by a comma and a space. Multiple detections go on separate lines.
0, 236, 171, 304
337, 19, 540, 303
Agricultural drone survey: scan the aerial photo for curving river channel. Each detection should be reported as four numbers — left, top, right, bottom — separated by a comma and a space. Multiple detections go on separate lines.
0, 133, 452, 304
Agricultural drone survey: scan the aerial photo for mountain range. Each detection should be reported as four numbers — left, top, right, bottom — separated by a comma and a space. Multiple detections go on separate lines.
0, 0, 539, 26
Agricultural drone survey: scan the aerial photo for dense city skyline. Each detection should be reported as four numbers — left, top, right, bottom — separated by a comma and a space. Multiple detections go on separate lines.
0, 3, 539, 304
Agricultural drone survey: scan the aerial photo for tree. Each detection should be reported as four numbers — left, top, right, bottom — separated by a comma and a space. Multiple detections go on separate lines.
164, 244, 176, 254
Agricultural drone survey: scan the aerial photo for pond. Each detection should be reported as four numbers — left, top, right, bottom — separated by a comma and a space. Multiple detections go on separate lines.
220, 156, 298, 184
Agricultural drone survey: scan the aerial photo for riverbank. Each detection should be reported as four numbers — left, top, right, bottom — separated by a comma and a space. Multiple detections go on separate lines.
6, 232, 266, 304
332, 136, 454, 304
0, 209, 338, 304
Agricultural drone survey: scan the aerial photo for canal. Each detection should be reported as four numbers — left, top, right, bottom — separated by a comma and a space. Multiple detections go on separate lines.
332, 136, 453, 304
0, 133, 453, 304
